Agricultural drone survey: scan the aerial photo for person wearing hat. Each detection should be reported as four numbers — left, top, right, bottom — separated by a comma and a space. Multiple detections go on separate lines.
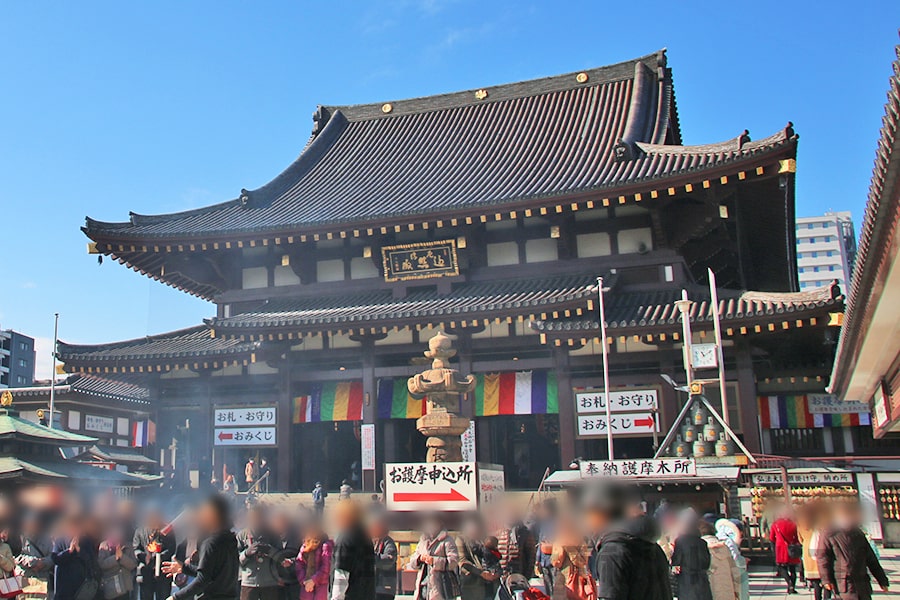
714, 519, 748, 600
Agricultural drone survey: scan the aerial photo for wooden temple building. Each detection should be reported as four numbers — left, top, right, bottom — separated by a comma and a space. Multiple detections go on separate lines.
59, 50, 882, 492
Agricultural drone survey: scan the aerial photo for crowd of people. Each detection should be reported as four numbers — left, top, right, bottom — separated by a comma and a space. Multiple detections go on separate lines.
0, 483, 891, 600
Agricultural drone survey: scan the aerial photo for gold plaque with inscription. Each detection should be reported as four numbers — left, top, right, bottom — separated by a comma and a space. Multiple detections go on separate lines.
381, 239, 460, 282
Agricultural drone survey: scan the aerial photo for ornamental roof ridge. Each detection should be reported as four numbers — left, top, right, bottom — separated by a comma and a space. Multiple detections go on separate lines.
320, 51, 666, 123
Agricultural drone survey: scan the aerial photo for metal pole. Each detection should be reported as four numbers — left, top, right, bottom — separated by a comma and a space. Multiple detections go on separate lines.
677, 290, 694, 386
708, 269, 729, 424
49, 313, 59, 429
597, 277, 613, 460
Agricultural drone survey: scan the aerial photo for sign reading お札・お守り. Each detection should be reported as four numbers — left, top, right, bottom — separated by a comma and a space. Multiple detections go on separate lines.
214, 406, 277, 427
575, 389, 658, 414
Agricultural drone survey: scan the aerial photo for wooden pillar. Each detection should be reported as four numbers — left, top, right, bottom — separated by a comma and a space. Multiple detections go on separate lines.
457, 333, 475, 421
553, 346, 576, 466
277, 359, 293, 492
735, 342, 761, 454
361, 339, 376, 492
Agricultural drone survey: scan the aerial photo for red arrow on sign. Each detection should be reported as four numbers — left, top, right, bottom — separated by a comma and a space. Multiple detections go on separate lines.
393, 488, 470, 503
633, 417, 655, 428
217, 431, 234, 441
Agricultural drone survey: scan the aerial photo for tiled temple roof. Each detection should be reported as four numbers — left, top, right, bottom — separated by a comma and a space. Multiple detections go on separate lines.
57, 325, 261, 371
10, 374, 150, 404
0, 409, 97, 446
830, 41, 900, 397
82, 51, 796, 245
531, 282, 843, 337
207, 274, 599, 335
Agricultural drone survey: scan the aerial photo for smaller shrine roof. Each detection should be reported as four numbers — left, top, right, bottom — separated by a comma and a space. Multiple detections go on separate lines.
57, 325, 261, 365
0, 457, 158, 486
75, 445, 157, 467
0, 409, 97, 446
10, 374, 150, 404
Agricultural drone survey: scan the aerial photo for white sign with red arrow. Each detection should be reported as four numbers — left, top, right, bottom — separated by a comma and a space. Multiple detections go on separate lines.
384, 462, 478, 512
214, 427, 277, 447
576, 412, 659, 437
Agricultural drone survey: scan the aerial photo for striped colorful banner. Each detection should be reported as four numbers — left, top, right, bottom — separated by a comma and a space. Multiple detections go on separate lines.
758, 395, 871, 429
376, 379, 427, 420
475, 371, 558, 416
293, 382, 364, 423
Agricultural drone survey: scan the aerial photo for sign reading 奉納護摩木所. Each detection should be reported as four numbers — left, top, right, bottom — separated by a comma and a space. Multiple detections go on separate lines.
579, 458, 696, 479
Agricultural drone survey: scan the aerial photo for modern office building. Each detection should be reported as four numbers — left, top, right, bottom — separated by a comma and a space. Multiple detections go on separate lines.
0, 329, 36, 388
796, 211, 857, 292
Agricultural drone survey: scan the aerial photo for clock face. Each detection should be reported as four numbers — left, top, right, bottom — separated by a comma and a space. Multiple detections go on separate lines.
691, 343, 718, 369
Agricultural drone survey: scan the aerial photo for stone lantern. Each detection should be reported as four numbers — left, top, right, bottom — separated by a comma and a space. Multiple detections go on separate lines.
408, 331, 476, 462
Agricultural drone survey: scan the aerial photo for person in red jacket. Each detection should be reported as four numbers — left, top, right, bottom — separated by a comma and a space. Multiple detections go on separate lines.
769, 507, 802, 594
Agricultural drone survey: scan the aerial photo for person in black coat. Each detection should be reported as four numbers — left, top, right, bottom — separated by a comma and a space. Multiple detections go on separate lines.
370, 513, 398, 600
670, 512, 712, 600
595, 513, 672, 600
134, 509, 177, 600
51, 514, 100, 600
163, 495, 240, 600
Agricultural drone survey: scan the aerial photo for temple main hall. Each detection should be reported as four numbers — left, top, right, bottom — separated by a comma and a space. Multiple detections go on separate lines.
57, 50, 880, 491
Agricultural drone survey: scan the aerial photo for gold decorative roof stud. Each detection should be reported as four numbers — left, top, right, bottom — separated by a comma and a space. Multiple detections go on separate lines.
381, 103, 393, 114
474, 89, 488, 100
576, 72, 589, 83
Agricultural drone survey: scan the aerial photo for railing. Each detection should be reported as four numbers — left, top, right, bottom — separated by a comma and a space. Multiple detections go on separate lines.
243, 471, 271, 495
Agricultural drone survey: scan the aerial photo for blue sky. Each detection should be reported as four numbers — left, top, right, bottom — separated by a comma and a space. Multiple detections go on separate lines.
0, 1, 898, 376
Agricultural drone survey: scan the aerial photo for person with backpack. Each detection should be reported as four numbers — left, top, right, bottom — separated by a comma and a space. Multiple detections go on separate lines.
311, 484, 326, 518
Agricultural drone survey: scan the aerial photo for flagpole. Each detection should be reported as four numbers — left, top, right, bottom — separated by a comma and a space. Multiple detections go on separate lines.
597, 277, 614, 461
708, 269, 729, 424
49, 313, 59, 429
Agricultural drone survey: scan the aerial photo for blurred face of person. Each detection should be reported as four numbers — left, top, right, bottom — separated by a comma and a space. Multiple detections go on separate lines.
370, 519, 388, 539
332, 501, 359, 532
247, 509, 264, 531
423, 517, 442, 538
147, 510, 164, 531
461, 519, 481, 541
22, 517, 40, 537
584, 509, 609, 534
197, 501, 221, 533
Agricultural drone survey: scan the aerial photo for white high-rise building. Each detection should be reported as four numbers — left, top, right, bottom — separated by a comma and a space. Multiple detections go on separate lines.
795, 211, 857, 293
